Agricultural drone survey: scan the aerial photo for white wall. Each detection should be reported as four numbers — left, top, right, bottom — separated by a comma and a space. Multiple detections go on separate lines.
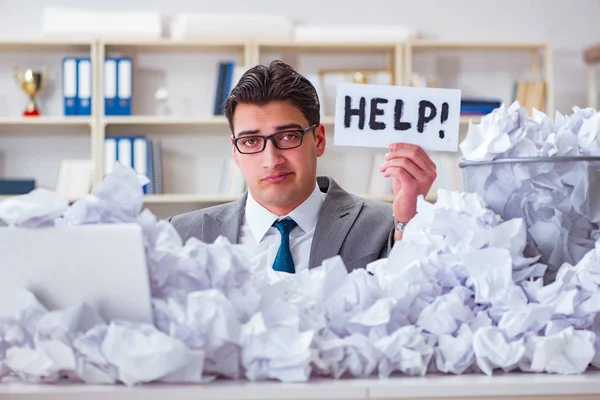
1, 0, 599, 113
1, 0, 599, 219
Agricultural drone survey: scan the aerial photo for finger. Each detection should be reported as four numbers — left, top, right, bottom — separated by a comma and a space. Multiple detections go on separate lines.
382, 165, 418, 182
382, 167, 421, 195
389, 143, 436, 170
385, 147, 436, 172
380, 157, 435, 181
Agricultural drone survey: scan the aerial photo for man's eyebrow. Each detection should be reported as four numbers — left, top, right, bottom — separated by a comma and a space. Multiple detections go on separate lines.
275, 123, 303, 131
236, 129, 260, 137
235, 123, 304, 137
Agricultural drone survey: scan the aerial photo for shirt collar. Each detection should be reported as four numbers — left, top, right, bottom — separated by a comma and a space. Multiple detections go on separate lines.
245, 182, 323, 243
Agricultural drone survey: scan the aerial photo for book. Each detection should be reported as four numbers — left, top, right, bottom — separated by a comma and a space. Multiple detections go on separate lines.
104, 136, 162, 194
514, 81, 547, 115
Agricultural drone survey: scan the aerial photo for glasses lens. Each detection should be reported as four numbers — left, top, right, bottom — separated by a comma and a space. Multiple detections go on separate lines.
237, 136, 265, 153
275, 131, 303, 149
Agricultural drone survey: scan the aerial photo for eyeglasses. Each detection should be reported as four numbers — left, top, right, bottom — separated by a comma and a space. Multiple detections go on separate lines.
233, 124, 317, 154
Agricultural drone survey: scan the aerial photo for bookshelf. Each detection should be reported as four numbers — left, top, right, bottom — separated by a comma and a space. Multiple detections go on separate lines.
585, 43, 600, 109
101, 116, 229, 126
0, 39, 97, 206
404, 40, 553, 199
0, 116, 93, 126
0, 38, 554, 217
405, 40, 554, 115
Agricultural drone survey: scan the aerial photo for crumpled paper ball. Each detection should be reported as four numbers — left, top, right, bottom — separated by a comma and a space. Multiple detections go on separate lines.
459, 102, 600, 282
1, 161, 600, 386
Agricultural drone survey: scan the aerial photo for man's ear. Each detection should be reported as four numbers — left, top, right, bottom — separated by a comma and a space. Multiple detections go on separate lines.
231, 135, 239, 166
315, 124, 326, 157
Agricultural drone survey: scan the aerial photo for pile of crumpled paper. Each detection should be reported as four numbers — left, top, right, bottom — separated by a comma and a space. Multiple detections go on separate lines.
0, 124, 600, 386
459, 102, 600, 281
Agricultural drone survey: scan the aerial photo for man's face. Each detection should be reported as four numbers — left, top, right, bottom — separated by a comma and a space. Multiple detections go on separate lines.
231, 100, 326, 215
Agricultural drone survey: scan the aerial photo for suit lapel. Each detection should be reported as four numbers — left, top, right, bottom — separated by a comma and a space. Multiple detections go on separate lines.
203, 194, 247, 244
309, 177, 363, 269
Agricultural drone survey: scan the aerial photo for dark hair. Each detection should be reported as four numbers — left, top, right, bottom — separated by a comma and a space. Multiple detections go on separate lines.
224, 60, 320, 132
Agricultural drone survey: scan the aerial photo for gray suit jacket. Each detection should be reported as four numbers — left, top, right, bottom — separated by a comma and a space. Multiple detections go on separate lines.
167, 176, 395, 272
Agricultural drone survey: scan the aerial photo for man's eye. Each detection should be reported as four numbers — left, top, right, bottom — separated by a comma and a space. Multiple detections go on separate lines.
281, 132, 301, 140
242, 138, 259, 146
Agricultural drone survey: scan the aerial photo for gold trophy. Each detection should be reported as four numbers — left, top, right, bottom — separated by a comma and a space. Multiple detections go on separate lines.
14, 67, 48, 116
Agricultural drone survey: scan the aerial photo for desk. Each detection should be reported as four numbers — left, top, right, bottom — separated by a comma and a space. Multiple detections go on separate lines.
1, 371, 600, 400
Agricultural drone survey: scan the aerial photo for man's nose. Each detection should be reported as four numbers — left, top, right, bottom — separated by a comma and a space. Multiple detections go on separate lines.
262, 139, 285, 168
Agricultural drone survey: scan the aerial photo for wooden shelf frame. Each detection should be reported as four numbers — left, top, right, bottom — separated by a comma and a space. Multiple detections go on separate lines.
0, 38, 553, 205
404, 39, 554, 116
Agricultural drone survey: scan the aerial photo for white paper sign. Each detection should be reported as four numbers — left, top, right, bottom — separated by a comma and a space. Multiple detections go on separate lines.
334, 83, 462, 152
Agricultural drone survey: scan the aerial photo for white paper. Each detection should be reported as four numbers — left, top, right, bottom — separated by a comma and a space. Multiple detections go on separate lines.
0, 189, 68, 228
472, 327, 526, 376
334, 83, 461, 151
2, 159, 600, 385
459, 102, 600, 280
101, 320, 205, 386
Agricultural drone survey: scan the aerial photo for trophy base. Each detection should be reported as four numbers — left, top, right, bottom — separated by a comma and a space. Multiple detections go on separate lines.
23, 109, 40, 117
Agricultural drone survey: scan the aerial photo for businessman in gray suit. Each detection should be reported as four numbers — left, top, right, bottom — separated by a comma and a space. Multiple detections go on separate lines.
168, 60, 437, 273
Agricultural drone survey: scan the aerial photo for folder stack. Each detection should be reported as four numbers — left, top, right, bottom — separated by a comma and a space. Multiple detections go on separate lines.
104, 57, 133, 115
62, 57, 92, 116
104, 136, 162, 194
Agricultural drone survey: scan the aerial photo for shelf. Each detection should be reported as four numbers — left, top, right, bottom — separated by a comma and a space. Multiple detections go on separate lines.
0, 39, 93, 51
101, 115, 477, 127
258, 41, 397, 52
102, 38, 247, 52
143, 194, 240, 204
102, 116, 229, 126
103, 115, 332, 126
460, 115, 482, 124
102, 115, 481, 126
321, 116, 335, 125
0, 116, 93, 127
322, 116, 479, 126
409, 40, 548, 51
0, 194, 79, 203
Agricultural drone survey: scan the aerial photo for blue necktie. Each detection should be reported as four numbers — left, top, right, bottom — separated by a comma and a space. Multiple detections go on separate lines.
272, 218, 298, 273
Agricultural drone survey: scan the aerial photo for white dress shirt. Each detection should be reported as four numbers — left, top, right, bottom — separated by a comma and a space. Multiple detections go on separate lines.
239, 182, 324, 276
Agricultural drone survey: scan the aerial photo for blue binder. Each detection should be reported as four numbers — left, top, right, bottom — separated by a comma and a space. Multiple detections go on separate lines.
104, 57, 119, 116
76, 57, 92, 116
62, 57, 78, 116
117, 57, 132, 115
111, 135, 150, 193
213, 62, 226, 115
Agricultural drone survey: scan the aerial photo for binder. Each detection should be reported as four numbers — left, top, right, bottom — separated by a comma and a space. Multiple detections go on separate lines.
133, 137, 149, 193
104, 137, 117, 175
152, 139, 163, 194
62, 57, 77, 116
213, 62, 226, 115
223, 61, 234, 104
77, 57, 92, 116
106, 135, 159, 194
117, 57, 132, 115
116, 136, 133, 169
104, 58, 118, 115
0, 179, 35, 195
146, 140, 155, 194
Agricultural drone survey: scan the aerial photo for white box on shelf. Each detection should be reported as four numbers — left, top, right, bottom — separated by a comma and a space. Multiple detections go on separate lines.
42, 7, 162, 39
55, 159, 93, 200
170, 12, 294, 41
293, 25, 417, 44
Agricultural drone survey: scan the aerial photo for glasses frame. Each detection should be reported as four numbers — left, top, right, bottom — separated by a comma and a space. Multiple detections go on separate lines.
232, 124, 318, 154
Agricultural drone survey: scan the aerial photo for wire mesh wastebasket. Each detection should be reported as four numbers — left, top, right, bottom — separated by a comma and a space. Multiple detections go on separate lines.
459, 156, 600, 283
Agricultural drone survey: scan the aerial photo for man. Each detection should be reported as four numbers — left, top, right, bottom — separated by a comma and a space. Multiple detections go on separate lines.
168, 60, 436, 273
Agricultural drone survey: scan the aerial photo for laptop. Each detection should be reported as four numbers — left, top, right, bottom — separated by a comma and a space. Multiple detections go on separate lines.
0, 223, 154, 325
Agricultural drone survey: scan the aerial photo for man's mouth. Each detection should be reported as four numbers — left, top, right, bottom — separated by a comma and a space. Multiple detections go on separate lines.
262, 172, 292, 183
